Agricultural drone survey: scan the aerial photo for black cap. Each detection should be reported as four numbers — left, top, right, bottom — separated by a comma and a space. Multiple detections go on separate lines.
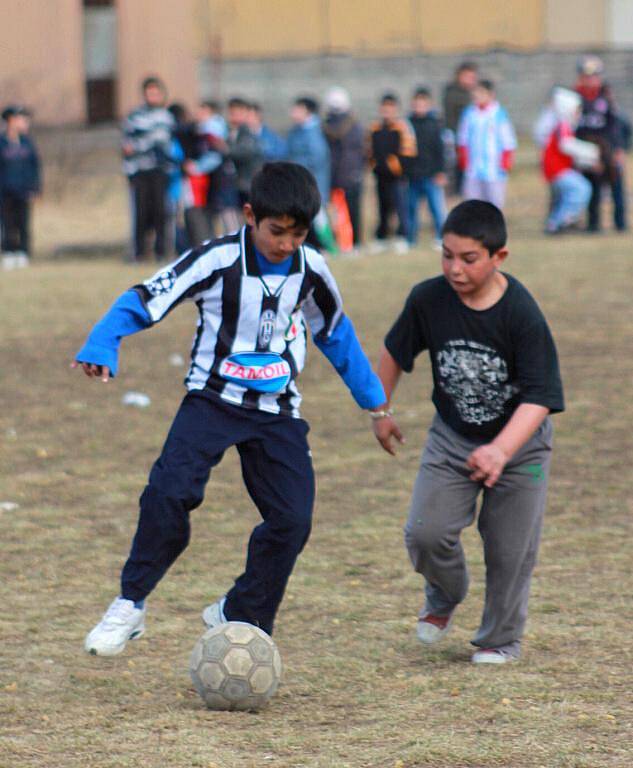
2, 105, 31, 121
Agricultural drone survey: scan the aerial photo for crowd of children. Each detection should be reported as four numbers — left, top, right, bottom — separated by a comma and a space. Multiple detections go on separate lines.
2, 56, 628, 269
121, 58, 628, 262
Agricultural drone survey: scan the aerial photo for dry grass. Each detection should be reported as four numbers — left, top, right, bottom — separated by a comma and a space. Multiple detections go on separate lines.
1, 148, 632, 767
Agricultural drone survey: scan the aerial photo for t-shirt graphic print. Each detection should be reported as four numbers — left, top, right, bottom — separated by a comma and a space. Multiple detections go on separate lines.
436, 339, 519, 425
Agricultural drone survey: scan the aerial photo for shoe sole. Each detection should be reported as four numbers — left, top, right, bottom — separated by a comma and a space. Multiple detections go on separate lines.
86, 626, 145, 657
472, 652, 515, 665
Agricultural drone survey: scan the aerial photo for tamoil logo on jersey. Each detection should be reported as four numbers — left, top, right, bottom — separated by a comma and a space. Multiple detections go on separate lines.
220, 352, 291, 393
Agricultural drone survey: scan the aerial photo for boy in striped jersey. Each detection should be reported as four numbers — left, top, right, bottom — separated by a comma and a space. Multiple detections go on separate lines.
457, 80, 517, 210
74, 162, 396, 656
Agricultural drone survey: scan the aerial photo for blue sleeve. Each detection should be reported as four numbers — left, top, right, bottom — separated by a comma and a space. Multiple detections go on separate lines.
75, 290, 152, 377
196, 150, 223, 174
313, 315, 386, 409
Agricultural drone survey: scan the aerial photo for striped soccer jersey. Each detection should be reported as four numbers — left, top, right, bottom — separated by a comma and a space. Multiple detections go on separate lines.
122, 104, 175, 177
133, 227, 346, 418
457, 102, 517, 182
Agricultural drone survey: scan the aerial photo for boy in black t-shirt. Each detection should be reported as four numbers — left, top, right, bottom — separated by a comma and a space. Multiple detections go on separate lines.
372, 200, 564, 664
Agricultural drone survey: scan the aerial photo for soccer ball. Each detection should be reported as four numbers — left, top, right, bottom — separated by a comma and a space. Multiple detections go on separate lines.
189, 622, 282, 711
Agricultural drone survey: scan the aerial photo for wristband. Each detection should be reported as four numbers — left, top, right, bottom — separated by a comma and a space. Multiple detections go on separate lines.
369, 409, 393, 420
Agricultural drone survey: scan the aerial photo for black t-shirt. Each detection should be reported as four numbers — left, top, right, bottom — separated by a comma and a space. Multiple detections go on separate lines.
385, 274, 564, 441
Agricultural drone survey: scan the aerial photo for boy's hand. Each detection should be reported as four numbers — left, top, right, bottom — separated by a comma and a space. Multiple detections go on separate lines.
466, 443, 508, 488
70, 360, 111, 383
372, 414, 405, 456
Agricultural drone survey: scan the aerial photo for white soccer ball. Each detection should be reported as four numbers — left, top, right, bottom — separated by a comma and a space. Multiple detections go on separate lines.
189, 622, 282, 711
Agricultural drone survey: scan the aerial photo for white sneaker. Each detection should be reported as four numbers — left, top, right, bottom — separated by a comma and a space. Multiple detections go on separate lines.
416, 610, 454, 644
84, 597, 146, 656
431, 239, 443, 252
2, 253, 17, 271
471, 647, 517, 665
366, 239, 388, 255
13, 252, 30, 268
392, 238, 410, 254
201, 596, 228, 629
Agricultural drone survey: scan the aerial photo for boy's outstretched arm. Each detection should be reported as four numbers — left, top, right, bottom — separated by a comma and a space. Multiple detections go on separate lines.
71, 290, 152, 383
467, 403, 549, 488
71, 246, 216, 382
372, 346, 406, 456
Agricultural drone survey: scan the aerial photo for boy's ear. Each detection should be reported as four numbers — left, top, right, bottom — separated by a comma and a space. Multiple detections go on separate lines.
492, 247, 509, 264
243, 203, 256, 227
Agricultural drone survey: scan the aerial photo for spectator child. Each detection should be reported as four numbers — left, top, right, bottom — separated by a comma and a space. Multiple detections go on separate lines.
367, 93, 417, 250
286, 97, 335, 252
248, 102, 286, 162
226, 97, 264, 207
0, 105, 40, 270
183, 101, 233, 245
442, 62, 479, 195
541, 88, 595, 234
405, 87, 447, 249
322, 87, 365, 248
457, 80, 517, 210
575, 55, 628, 232
122, 77, 175, 261
286, 97, 331, 204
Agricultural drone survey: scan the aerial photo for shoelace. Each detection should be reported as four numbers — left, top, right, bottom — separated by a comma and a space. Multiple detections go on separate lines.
102, 600, 137, 627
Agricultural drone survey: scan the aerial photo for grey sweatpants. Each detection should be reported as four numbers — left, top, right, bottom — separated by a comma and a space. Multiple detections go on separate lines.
404, 414, 552, 650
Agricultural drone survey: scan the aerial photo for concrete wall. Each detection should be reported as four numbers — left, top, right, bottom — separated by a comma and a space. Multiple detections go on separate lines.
116, 0, 199, 116
200, 48, 633, 134
0, 0, 86, 125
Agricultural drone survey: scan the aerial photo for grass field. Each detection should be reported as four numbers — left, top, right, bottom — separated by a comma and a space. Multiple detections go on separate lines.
1, 157, 632, 767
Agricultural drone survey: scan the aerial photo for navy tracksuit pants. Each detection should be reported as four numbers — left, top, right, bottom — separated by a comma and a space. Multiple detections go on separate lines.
120, 392, 315, 634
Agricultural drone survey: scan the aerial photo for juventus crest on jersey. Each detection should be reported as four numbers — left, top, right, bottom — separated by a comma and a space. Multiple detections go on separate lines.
133, 227, 344, 418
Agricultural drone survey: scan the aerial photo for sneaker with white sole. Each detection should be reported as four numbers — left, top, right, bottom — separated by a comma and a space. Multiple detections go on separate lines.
416, 610, 454, 644
201, 596, 228, 629
471, 647, 518, 665
84, 597, 146, 656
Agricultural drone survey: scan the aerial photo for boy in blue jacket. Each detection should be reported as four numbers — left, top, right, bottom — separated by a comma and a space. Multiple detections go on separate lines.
0, 105, 40, 270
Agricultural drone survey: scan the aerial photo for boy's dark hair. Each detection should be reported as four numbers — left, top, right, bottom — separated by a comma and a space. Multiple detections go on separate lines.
294, 96, 319, 114
228, 97, 250, 109
413, 87, 431, 99
141, 76, 165, 92
381, 92, 399, 105
200, 99, 222, 112
168, 102, 187, 123
478, 79, 495, 93
457, 61, 478, 74
442, 200, 507, 255
250, 101, 262, 113
250, 162, 321, 229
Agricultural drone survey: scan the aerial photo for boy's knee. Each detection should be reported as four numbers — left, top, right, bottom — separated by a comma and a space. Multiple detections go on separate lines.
404, 518, 447, 555
139, 485, 196, 544
271, 506, 312, 548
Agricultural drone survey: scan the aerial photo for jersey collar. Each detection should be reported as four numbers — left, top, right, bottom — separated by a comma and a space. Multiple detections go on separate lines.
240, 226, 305, 277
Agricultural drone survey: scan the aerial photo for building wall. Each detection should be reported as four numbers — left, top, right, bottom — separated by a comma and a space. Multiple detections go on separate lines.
544, 0, 606, 46
607, 0, 633, 47
116, 0, 199, 116
200, 0, 544, 57
0, 0, 85, 125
